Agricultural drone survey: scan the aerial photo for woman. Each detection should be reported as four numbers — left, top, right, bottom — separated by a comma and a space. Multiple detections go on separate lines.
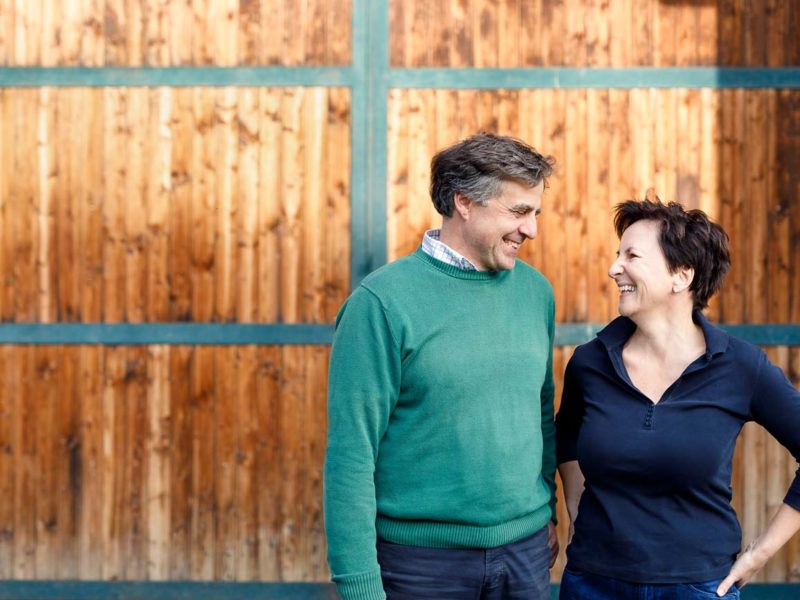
556, 199, 800, 599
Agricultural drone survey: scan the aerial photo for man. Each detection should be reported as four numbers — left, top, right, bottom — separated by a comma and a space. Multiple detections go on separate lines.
324, 133, 558, 600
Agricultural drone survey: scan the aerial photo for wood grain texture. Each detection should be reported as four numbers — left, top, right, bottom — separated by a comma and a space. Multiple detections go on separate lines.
0, 0, 351, 66
389, 0, 800, 67
0, 87, 351, 324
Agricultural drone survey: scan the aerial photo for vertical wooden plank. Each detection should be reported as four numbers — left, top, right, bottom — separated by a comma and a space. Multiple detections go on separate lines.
301, 88, 327, 322
519, 0, 541, 66
167, 346, 192, 579
305, 345, 329, 578
257, 88, 281, 322
0, 90, 7, 320
324, 87, 351, 320
235, 345, 258, 579
326, 0, 350, 65
36, 88, 56, 322
585, 0, 609, 67
304, 0, 326, 64
743, 0, 766, 66
764, 92, 788, 327
473, 0, 498, 67
745, 91, 768, 324
213, 87, 237, 322
387, 89, 409, 263
698, 89, 721, 319
282, 0, 304, 65
145, 346, 171, 580
80, 0, 105, 65
539, 0, 564, 65
563, 0, 587, 67
80, 89, 105, 322
102, 89, 125, 323
696, 0, 717, 66
389, 0, 405, 66
674, 0, 698, 66
101, 347, 124, 578
675, 89, 701, 209
564, 89, 588, 321
168, 0, 193, 64
718, 0, 743, 66
191, 0, 211, 64
278, 346, 303, 578
168, 88, 193, 321
497, 0, 519, 67
191, 88, 216, 322
12, 347, 34, 578
0, 347, 15, 578
541, 89, 567, 322
210, 0, 238, 65
450, 0, 473, 67
214, 346, 237, 579
255, 346, 281, 579
239, 0, 260, 65
430, 0, 450, 65
653, 0, 677, 66
77, 347, 103, 578
586, 89, 612, 322
190, 346, 215, 578
11, 0, 41, 65
260, 0, 282, 64
8, 89, 37, 321
53, 90, 79, 321
123, 347, 148, 579
124, 90, 146, 322
237, 88, 260, 323
630, 0, 652, 66
279, 88, 304, 322
143, 0, 168, 65
33, 346, 56, 578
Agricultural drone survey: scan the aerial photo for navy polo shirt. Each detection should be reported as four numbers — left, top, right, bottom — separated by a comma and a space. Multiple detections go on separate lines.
556, 311, 800, 583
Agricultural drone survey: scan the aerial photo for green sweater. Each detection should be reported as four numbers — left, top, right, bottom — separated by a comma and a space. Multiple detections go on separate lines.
324, 249, 557, 600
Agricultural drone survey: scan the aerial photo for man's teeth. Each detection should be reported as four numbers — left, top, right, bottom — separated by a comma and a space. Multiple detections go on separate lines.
505, 240, 520, 249
619, 285, 636, 293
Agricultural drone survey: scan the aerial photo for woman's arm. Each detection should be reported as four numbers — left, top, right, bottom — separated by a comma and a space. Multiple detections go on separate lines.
717, 503, 800, 595
557, 460, 585, 544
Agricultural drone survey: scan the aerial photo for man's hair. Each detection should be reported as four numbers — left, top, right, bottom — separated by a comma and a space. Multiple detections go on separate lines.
429, 133, 554, 217
613, 198, 731, 311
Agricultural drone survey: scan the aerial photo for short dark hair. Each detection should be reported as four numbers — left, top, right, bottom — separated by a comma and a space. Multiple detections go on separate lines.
429, 133, 554, 217
613, 198, 731, 311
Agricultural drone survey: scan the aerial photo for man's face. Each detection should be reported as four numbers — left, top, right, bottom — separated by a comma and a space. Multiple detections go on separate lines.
460, 180, 544, 271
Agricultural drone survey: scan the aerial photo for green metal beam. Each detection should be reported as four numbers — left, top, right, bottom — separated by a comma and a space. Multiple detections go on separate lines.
0, 323, 797, 346
0, 323, 334, 345
0, 66, 353, 87
0, 581, 794, 599
389, 67, 800, 89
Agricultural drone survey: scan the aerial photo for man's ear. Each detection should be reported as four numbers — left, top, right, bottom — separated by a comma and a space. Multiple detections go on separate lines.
672, 266, 694, 294
453, 192, 471, 220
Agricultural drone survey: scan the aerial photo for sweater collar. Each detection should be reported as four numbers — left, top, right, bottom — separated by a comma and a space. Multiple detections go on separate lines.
413, 247, 512, 281
597, 309, 729, 359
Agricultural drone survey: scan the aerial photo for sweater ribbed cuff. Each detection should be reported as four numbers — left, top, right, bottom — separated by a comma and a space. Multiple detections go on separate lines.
334, 570, 385, 600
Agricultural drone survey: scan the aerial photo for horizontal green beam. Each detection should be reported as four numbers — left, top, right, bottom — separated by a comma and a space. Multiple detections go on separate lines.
0, 581, 794, 599
390, 67, 800, 89
0, 323, 334, 345
0, 66, 353, 87
0, 323, 798, 346
2, 67, 799, 89
0, 581, 340, 600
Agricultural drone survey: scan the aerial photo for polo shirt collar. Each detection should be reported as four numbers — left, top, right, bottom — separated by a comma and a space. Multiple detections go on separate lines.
597, 309, 729, 359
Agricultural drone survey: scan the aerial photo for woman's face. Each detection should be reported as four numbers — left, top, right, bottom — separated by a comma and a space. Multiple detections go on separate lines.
608, 220, 675, 319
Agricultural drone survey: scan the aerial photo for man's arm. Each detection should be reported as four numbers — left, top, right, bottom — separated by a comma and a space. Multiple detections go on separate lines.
324, 288, 400, 600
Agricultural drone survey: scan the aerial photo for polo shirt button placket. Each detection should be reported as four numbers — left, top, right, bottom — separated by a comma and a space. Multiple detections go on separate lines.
644, 404, 654, 429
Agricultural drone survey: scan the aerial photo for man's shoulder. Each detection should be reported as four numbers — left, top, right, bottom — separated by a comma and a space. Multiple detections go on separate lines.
359, 252, 425, 293
511, 260, 554, 295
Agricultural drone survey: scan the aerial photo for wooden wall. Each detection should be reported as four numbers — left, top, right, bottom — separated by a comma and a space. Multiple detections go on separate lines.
0, 0, 799, 585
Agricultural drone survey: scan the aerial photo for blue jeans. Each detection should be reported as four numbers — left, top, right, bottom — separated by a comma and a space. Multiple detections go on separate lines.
376, 526, 551, 599
559, 566, 740, 600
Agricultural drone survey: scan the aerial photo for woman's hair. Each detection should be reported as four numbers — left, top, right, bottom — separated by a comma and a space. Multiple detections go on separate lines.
613, 198, 731, 310
430, 133, 554, 216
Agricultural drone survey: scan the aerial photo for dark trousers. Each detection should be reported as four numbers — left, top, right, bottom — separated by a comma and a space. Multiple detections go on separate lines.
376, 526, 551, 600
559, 566, 739, 600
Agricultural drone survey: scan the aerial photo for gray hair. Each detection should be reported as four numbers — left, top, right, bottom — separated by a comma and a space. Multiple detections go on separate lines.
429, 133, 554, 216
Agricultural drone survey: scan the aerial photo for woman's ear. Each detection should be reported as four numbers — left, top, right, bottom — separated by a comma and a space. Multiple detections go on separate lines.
672, 266, 695, 294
